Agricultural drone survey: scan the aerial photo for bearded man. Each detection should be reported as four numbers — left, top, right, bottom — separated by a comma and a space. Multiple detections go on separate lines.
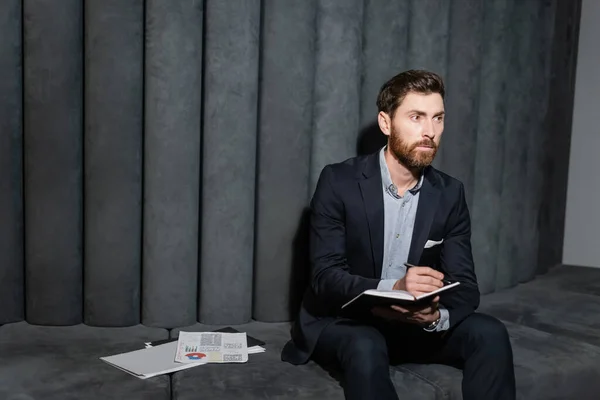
282, 70, 516, 400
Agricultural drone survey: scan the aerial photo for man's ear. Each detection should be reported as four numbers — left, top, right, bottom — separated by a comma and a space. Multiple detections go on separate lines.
377, 111, 392, 137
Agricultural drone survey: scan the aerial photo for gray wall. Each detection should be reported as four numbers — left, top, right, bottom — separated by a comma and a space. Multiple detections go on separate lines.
0, 0, 581, 327
563, 0, 600, 268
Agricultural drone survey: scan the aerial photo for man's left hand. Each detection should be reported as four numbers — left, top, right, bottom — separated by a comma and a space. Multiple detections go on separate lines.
371, 296, 440, 326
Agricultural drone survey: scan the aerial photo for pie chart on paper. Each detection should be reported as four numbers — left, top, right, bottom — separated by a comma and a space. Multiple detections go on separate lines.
185, 352, 206, 360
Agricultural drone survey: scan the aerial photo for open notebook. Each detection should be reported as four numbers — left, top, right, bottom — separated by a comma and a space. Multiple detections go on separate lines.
341, 281, 460, 311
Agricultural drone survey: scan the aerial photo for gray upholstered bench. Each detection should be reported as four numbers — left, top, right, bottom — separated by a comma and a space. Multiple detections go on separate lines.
2, 265, 600, 399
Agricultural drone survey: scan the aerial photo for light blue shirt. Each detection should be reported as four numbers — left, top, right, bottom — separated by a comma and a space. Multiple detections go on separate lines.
377, 147, 449, 332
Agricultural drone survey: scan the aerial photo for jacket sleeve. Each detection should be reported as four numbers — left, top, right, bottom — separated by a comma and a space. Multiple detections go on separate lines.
439, 182, 481, 327
309, 165, 380, 308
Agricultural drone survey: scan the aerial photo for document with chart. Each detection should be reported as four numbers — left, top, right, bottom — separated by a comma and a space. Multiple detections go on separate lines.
174, 331, 249, 364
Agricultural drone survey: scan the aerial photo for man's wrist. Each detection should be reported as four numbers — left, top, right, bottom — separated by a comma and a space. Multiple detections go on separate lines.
423, 310, 441, 331
392, 278, 404, 291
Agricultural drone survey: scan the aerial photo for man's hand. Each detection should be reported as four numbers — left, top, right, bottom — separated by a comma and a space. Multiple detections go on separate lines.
371, 296, 440, 326
393, 266, 444, 297
372, 266, 444, 326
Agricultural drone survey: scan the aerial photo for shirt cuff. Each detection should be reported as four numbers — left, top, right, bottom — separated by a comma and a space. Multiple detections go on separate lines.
434, 305, 450, 331
377, 279, 397, 291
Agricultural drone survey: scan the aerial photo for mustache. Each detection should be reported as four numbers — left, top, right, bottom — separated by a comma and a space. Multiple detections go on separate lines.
411, 139, 436, 149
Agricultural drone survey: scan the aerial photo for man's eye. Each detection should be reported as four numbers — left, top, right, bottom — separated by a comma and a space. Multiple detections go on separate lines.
411, 115, 419, 121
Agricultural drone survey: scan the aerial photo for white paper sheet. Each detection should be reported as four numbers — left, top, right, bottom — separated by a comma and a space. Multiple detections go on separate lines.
174, 331, 249, 364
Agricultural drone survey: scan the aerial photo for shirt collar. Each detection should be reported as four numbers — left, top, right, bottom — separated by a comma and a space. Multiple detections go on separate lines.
379, 146, 424, 196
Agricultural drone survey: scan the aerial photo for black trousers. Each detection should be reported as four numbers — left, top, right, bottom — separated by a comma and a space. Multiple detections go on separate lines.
311, 312, 516, 400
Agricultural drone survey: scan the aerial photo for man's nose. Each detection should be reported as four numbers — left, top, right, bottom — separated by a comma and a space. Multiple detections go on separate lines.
422, 121, 435, 138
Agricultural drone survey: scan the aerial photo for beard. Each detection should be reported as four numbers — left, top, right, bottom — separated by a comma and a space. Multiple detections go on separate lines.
389, 126, 438, 169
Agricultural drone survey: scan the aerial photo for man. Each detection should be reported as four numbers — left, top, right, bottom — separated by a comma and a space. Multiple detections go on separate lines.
282, 70, 516, 399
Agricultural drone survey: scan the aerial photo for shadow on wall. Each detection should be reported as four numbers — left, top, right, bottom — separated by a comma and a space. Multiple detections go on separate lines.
288, 207, 311, 318
287, 121, 387, 318
357, 120, 387, 156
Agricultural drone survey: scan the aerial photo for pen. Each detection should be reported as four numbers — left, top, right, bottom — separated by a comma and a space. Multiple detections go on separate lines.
404, 263, 453, 285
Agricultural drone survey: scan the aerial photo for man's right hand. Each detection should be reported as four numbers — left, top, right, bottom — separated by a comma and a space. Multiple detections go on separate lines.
393, 266, 444, 297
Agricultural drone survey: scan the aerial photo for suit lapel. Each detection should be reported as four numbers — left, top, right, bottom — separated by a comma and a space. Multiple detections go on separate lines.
358, 154, 384, 278
408, 168, 441, 264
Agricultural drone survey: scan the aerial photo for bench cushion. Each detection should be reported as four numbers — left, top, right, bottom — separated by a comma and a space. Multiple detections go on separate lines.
5, 265, 600, 400
527, 265, 600, 296
0, 322, 170, 400
479, 283, 600, 347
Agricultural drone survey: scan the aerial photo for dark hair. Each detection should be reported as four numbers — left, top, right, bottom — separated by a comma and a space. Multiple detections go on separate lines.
376, 70, 445, 117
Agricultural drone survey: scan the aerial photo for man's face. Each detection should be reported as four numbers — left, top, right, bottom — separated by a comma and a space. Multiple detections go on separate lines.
381, 92, 445, 169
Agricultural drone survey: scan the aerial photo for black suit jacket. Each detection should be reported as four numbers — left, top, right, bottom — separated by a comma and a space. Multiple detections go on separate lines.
281, 151, 480, 365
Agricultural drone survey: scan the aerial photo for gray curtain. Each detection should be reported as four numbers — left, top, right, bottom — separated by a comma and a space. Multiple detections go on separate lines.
0, 0, 581, 328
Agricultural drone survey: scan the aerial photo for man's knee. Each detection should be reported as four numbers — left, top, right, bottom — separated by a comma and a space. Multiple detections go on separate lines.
339, 329, 389, 375
462, 313, 512, 355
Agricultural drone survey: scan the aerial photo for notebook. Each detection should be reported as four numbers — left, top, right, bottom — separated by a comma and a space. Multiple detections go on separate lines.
100, 341, 205, 379
341, 281, 461, 311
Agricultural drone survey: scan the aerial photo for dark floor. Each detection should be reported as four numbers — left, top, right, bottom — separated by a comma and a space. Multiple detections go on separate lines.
2, 264, 600, 399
